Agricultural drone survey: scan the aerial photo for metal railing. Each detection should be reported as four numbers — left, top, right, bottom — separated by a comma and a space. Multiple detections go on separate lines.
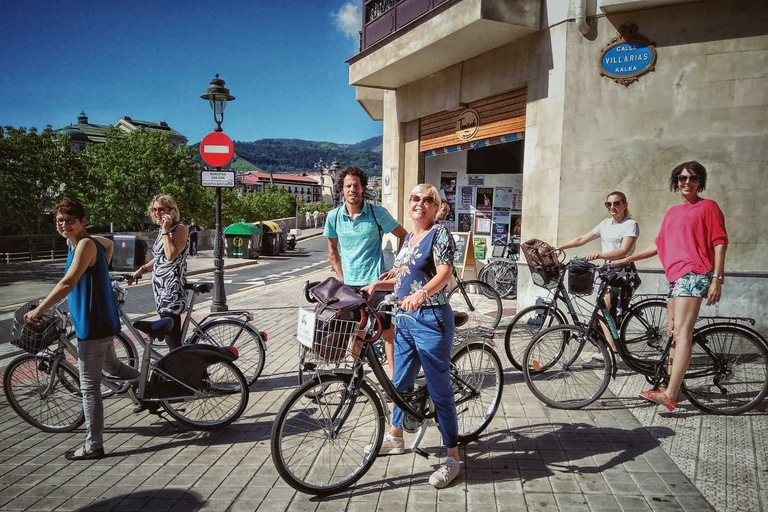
0, 235, 68, 264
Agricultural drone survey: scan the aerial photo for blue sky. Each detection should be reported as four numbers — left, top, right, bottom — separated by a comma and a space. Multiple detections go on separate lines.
0, 1, 380, 145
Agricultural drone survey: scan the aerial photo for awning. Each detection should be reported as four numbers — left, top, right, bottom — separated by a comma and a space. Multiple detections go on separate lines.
424, 132, 524, 158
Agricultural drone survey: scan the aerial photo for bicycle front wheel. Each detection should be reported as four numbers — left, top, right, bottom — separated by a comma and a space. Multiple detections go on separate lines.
481, 261, 517, 299
161, 360, 249, 429
619, 301, 668, 365
523, 325, 612, 409
271, 374, 385, 495
67, 332, 138, 398
192, 318, 266, 386
683, 326, 768, 415
451, 342, 504, 443
3, 354, 85, 432
447, 280, 502, 334
505, 305, 566, 371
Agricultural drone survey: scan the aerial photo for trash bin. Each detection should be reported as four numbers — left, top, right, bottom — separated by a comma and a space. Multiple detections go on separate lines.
112, 234, 149, 271
259, 221, 285, 256
223, 222, 262, 259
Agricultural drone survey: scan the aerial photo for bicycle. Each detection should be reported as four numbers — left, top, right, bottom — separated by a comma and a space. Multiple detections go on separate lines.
504, 256, 668, 371
446, 266, 502, 334
273, 288, 504, 495
478, 235, 520, 299
4, 294, 250, 432
521, 262, 768, 415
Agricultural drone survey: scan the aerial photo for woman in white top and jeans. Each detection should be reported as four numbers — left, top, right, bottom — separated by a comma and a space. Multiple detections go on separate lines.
557, 191, 639, 366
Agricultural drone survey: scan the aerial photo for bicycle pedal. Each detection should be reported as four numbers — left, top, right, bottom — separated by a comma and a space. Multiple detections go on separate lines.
413, 448, 430, 459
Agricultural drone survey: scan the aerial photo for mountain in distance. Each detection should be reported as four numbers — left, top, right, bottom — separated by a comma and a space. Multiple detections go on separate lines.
231, 135, 383, 176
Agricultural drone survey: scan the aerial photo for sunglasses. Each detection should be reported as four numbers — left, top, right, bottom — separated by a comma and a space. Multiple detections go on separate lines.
151, 207, 171, 212
55, 217, 78, 226
409, 195, 436, 205
604, 200, 624, 209
677, 175, 700, 184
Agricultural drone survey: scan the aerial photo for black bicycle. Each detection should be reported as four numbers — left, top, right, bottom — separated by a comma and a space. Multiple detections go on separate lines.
522, 263, 768, 415
273, 288, 504, 495
504, 256, 668, 371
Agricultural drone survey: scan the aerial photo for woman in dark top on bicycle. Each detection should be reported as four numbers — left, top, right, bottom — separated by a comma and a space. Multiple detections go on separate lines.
130, 194, 189, 350
24, 200, 139, 460
615, 161, 727, 411
363, 184, 460, 489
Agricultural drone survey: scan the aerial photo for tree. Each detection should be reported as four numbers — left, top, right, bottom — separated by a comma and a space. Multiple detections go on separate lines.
81, 129, 205, 230
0, 126, 86, 235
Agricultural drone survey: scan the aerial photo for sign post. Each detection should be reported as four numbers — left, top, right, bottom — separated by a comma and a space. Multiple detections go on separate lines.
200, 131, 236, 312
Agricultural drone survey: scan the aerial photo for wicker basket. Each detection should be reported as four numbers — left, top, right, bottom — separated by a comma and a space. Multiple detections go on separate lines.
10, 300, 63, 354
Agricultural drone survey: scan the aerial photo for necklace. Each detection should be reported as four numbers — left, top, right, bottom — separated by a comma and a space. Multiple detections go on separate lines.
409, 225, 433, 248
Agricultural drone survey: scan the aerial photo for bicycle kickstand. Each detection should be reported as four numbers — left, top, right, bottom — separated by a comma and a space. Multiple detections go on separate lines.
410, 420, 432, 459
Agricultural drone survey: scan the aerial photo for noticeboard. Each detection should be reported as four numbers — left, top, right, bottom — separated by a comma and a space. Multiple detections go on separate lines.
452, 232, 476, 278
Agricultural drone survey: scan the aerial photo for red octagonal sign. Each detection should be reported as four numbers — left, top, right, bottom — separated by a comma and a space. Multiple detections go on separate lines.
200, 132, 234, 167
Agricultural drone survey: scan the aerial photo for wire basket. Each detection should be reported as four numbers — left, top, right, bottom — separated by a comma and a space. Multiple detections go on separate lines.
529, 265, 564, 290
298, 311, 363, 366
567, 261, 597, 297
10, 300, 63, 354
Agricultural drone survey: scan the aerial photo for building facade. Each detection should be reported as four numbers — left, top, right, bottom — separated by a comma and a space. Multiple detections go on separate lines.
55, 112, 187, 149
348, 0, 768, 332
237, 172, 323, 203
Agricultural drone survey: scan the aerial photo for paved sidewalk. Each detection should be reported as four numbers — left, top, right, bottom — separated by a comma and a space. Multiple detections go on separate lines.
0, 272, 736, 512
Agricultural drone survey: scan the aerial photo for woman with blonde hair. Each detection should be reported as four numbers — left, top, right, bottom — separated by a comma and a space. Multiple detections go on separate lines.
130, 194, 189, 350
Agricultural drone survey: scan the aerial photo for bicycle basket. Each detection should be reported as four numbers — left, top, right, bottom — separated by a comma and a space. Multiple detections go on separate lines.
521, 239, 564, 290
310, 309, 364, 364
10, 300, 62, 354
529, 265, 563, 290
567, 259, 597, 296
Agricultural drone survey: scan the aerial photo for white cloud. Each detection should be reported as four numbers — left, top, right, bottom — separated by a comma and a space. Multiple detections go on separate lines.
334, 2, 362, 39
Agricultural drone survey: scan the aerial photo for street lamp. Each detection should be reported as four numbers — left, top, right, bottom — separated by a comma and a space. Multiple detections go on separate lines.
201, 74, 235, 312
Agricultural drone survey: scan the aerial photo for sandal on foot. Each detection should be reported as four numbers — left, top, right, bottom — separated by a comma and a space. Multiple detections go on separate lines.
639, 390, 676, 411
65, 446, 105, 461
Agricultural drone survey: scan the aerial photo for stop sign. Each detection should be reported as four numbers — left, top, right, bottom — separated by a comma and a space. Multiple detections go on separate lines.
200, 132, 235, 167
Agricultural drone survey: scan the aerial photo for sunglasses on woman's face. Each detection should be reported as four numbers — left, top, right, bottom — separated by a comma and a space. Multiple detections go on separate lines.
55, 217, 78, 226
604, 200, 624, 209
677, 175, 700, 184
151, 207, 170, 213
410, 195, 435, 205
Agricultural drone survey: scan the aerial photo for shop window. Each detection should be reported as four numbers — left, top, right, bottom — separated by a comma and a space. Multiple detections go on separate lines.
467, 140, 524, 175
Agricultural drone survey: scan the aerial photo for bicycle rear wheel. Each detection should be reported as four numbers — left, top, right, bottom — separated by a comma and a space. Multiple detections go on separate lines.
481, 260, 517, 299
271, 374, 385, 495
447, 280, 502, 334
3, 354, 85, 432
67, 332, 138, 398
451, 342, 504, 443
619, 301, 668, 365
523, 325, 612, 409
682, 326, 768, 415
161, 360, 249, 429
504, 305, 566, 371
192, 318, 266, 386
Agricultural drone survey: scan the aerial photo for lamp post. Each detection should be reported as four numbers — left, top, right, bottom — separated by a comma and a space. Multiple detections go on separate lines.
201, 74, 235, 312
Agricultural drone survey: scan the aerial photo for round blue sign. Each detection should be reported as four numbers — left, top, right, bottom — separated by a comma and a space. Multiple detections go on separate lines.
600, 41, 655, 78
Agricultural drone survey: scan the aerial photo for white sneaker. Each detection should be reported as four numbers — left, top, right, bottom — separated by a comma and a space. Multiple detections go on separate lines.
364, 433, 405, 456
429, 456, 460, 489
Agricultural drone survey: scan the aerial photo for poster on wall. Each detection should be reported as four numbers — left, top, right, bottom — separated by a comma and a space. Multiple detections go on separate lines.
509, 174, 523, 211
492, 209, 511, 246
468, 175, 485, 187
459, 186, 475, 210
475, 187, 494, 212
493, 187, 514, 210
474, 213, 491, 235
458, 212, 473, 232
439, 171, 457, 222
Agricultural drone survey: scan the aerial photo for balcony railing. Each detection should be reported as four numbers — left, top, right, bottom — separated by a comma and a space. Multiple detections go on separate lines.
361, 0, 452, 52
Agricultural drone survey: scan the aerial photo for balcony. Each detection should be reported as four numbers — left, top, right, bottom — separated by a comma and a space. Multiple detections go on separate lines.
350, 0, 540, 90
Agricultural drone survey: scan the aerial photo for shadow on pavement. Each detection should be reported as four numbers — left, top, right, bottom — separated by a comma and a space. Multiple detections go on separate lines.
76, 488, 204, 511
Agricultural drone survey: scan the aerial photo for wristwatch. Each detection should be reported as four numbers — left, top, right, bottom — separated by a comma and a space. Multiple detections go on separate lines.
712, 273, 724, 282
419, 288, 429, 299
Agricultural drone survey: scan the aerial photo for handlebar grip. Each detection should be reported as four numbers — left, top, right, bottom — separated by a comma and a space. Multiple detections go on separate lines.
303, 281, 320, 303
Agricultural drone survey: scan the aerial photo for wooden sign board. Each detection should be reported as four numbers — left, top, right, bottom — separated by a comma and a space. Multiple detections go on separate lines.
452, 232, 476, 279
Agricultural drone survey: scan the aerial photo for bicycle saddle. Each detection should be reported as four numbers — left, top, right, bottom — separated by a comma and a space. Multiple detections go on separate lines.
184, 282, 213, 294
454, 312, 469, 328
133, 318, 174, 339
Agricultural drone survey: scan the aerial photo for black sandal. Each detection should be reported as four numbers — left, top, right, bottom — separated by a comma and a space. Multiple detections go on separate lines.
65, 446, 105, 461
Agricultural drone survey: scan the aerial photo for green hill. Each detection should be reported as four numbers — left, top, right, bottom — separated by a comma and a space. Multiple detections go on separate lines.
230, 156, 259, 172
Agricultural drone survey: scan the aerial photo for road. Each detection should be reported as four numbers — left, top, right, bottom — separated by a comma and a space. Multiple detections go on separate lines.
0, 235, 329, 356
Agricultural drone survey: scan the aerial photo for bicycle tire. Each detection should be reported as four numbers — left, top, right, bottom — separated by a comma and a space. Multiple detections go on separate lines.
682, 325, 768, 415
523, 325, 612, 409
481, 260, 517, 299
160, 360, 249, 430
451, 342, 504, 443
619, 300, 668, 366
271, 373, 385, 495
190, 318, 266, 386
3, 354, 85, 433
67, 332, 138, 398
447, 280, 502, 333
504, 305, 567, 371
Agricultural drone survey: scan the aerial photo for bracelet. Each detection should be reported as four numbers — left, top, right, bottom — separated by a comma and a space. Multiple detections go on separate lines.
420, 288, 429, 299
161, 232, 169, 237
